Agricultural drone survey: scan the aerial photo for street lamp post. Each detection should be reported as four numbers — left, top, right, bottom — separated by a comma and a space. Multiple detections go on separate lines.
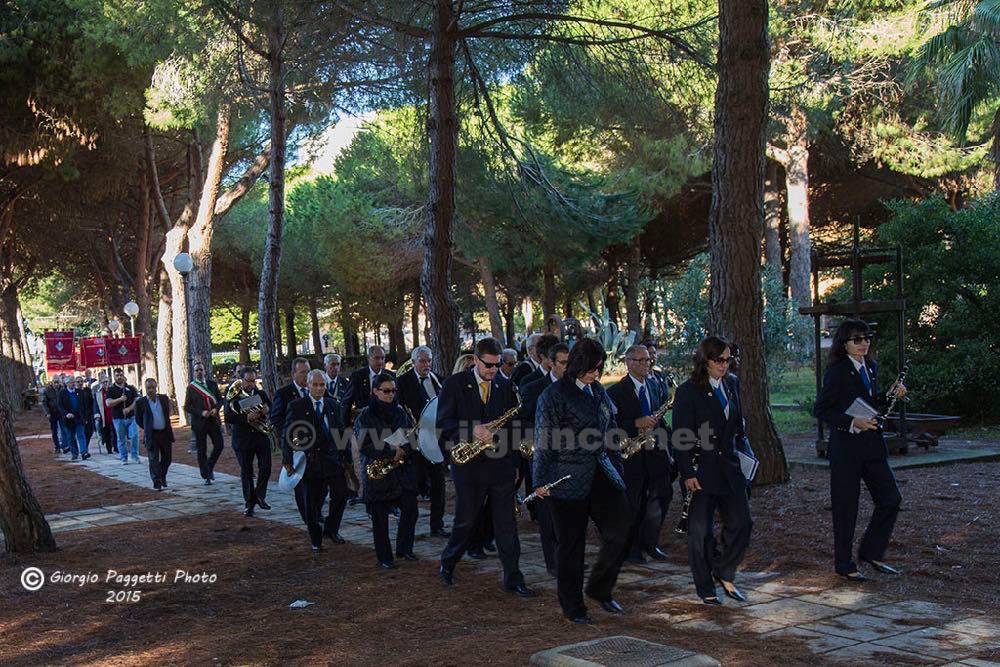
173, 252, 194, 381
123, 300, 139, 385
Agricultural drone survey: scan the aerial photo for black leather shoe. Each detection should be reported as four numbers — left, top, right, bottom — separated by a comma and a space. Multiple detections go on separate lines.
702, 596, 723, 605
204, 478, 212, 485
398, 553, 419, 562
861, 558, 901, 575
597, 598, 625, 614
160, 479, 168, 488
842, 571, 868, 582
506, 583, 536, 598
430, 528, 451, 538
324, 532, 346, 544
566, 612, 593, 624
311, 544, 324, 553
625, 553, 646, 565
243, 507, 254, 517
82, 453, 91, 460
256, 498, 270, 510
378, 561, 396, 570
645, 546, 669, 561
439, 565, 454, 586
153, 482, 162, 490
467, 548, 487, 560
721, 585, 747, 602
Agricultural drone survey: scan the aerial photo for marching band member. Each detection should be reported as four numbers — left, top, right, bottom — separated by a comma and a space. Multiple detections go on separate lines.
355, 373, 419, 568
437, 338, 533, 598
533, 338, 630, 624
282, 369, 349, 553
397, 345, 448, 537
673, 336, 752, 605
185, 361, 225, 484
324, 353, 350, 402
517, 334, 559, 391
225, 368, 273, 517
607, 344, 673, 564
814, 319, 904, 581
510, 333, 541, 386
342, 346, 395, 423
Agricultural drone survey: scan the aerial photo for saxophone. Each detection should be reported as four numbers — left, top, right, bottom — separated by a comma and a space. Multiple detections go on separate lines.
620, 382, 676, 460
366, 406, 418, 481
451, 395, 522, 465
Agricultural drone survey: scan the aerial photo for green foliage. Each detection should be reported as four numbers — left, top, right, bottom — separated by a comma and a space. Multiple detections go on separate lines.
587, 308, 637, 375
761, 266, 814, 391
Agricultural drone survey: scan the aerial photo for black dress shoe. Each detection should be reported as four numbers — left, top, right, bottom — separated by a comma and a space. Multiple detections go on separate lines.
842, 571, 868, 582
861, 558, 901, 575
160, 479, 168, 488
430, 528, 451, 538
439, 565, 455, 586
625, 553, 646, 565
153, 482, 162, 490
645, 546, 669, 561
398, 553, 419, 562
597, 598, 625, 614
324, 532, 346, 544
467, 548, 487, 560
378, 561, 396, 570
256, 498, 271, 510
243, 507, 254, 517
702, 596, 723, 605
566, 612, 593, 624
311, 544, 324, 553
81, 453, 91, 460
204, 478, 212, 485
506, 583, 536, 598
721, 585, 747, 602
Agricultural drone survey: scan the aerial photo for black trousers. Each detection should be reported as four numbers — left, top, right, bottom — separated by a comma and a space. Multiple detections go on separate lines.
47, 413, 61, 451
194, 419, 224, 480
830, 456, 901, 574
295, 472, 331, 547
416, 456, 447, 532
145, 430, 173, 485
100, 421, 117, 454
549, 470, 631, 616
536, 499, 558, 572
235, 442, 271, 509
625, 473, 673, 558
687, 488, 753, 598
370, 492, 418, 564
323, 469, 349, 537
470, 497, 495, 550
441, 468, 523, 588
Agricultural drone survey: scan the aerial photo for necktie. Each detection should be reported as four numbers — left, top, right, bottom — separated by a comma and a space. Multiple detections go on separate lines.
584, 384, 593, 397
638, 384, 651, 417
315, 400, 330, 438
713, 384, 729, 412
479, 381, 490, 405
300, 386, 307, 398
423, 376, 437, 399
859, 365, 872, 393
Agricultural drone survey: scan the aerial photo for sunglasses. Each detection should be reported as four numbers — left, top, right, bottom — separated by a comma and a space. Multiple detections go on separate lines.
477, 357, 504, 369
848, 335, 874, 344
711, 356, 733, 364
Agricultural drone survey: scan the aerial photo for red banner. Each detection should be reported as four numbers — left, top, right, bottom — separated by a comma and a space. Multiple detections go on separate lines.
46, 344, 79, 375
80, 336, 110, 368
106, 335, 141, 365
44, 331, 75, 363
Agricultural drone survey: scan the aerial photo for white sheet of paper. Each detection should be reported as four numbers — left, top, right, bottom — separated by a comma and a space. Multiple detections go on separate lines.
385, 428, 408, 447
845, 398, 879, 420
736, 450, 758, 481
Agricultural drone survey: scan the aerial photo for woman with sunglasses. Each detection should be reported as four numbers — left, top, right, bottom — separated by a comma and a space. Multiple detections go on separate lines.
814, 319, 905, 582
354, 372, 419, 569
532, 337, 631, 624
672, 336, 753, 605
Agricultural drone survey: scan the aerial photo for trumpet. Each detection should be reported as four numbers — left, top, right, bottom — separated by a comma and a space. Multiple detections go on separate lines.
451, 396, 522, 465
366, 406, 418, 481
620, 385, 676, 459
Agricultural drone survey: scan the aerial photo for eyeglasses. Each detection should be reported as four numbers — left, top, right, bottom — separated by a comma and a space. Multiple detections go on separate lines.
711, 356, 733, 365
626, 357, 651, 363
376, 387, 397, 394
477, 357, 504, 369
370, 355, 386, 361
848, 335, 873, 344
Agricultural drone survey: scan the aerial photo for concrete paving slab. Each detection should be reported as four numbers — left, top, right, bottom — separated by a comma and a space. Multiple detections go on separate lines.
795, 588, 888, 611
799, 612, 914, 642
822, 641, 940, 664
873, 627, 997, 662
866, 599, 977, 624
763, 626, 860, 653
738, 598, 845, 627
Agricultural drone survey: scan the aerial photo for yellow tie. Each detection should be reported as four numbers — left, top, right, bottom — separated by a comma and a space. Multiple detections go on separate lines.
479, 381, 490, 405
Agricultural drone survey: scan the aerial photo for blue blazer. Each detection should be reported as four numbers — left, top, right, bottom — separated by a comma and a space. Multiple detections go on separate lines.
532, 377, 625, 501
672, 377, 746, 495
814, 358, 887, 463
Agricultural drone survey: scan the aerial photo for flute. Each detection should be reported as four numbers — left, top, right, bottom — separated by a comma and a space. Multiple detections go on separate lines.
523, 474, 571, 504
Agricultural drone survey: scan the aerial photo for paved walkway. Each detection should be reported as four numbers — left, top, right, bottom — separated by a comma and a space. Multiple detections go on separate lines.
26, 444, 1000, 665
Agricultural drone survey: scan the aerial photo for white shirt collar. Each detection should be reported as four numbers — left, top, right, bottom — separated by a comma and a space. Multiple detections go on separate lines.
548, 371, 558, 384
628, 373, 647, 395
499, 370, 511, 381
473, 367, 488, 385
849, 356, 866, 372
292, 381, 307, 395
709, 376, 724, 390
575, 378, 590, 392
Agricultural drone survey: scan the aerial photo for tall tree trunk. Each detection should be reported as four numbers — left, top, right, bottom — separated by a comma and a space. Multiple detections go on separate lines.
156, 271, 174, 399
134, 175, 157, 381
479, 257, 505, 343
624, 240, 643, 334
0, 400, 57, 553
642, 276, 656, 341
542, 260, 557, 322
387, 298, 406, 364
764, 160, 783, 276
15, 299, 33, 387
503, 294, 516, 346
410, 286, 421, 349
709, 0, 787, 485
522, 296, 534, 333
284, 306, 296, 360
421, 0, 461, 376
785, 130, 812, 308
586, 290, 600, 329
562, 294, 573, 320
274, 312, 283, 361
238, 304, 251, 365
340, 298, 358, 356
605, 274, 621, 328
258, 18, 287, 398
188, 105, 231, 378
309, 296, 323, 362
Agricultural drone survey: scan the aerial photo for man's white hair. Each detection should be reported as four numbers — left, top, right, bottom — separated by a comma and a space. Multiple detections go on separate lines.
501, 348, 517, 362
306, 369, 327, 383
410, 345, 433, 362
323, 353, 342, 365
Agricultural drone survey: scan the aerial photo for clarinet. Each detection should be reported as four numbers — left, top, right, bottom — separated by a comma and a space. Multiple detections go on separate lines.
876, 364, 909, 428
674, 453, 699, 535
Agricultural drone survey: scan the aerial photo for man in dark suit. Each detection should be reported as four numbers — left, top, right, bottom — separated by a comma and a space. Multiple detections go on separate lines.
270, 357, 311, 437
437, 337, 533, 598
76, 376, 97, 451
510, 333, 541, 387
184, 361, 225, 484
397, 345, 448, 537
282, 369, 350, 552
42, 377, 64, 453
519, 342, 569, 575
134, 378, 175, 490
341, 345, 395, 424
225, 367, 273, 517
516, 334, 560, 392
324, 353, 350, 402
607, 344, 674, 564
58, 376, 93, 460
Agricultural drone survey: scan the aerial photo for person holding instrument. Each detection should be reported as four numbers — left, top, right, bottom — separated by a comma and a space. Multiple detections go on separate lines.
814, 319, 906, 581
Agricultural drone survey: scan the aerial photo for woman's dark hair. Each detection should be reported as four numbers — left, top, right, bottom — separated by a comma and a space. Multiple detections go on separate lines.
564, 337, 606, 381
828, 319, 874, 365
690, 336, 731, 388
371, 372, 396, 394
